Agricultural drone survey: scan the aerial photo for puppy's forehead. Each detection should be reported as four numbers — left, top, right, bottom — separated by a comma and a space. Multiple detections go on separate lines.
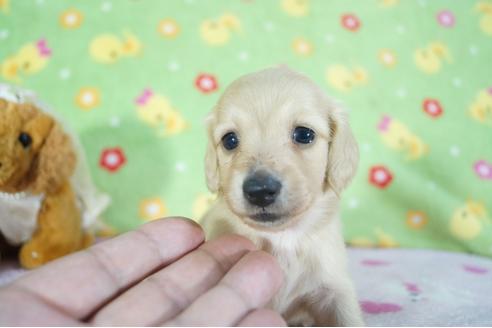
214, 67, 331, 137
220, 68, 319, 109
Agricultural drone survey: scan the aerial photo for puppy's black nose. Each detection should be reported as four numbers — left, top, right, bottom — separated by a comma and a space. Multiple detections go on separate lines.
243, 172, 282, 207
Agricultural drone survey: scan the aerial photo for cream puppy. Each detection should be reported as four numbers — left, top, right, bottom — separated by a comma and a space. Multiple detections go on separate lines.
201, 66, 363, 326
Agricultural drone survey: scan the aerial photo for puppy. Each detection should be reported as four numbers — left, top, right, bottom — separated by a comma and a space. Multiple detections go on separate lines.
201, 66, 364, 326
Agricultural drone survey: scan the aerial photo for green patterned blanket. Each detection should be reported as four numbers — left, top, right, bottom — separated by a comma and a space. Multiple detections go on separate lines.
1, 0, 491, 257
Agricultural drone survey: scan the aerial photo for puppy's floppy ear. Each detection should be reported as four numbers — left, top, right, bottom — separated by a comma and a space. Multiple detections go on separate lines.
204, 111, 219, 193
30, 122, 76, 194
325, 106, 359, 195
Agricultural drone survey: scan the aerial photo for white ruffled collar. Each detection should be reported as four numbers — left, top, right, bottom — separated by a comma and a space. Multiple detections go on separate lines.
0, 191, 30, 201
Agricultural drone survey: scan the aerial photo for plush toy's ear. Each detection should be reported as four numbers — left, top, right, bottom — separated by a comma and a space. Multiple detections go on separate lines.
30, 122, 76, 194
325, 106, 359, 195
204, 112, 219, 193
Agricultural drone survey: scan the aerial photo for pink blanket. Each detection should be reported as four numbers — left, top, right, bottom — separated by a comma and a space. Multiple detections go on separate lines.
1, 248, 491, 326
350, 248, 492, 326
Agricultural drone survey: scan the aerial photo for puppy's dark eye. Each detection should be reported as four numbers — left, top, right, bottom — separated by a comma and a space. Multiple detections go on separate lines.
18, 132, 32, 148
293, 126, 315, 144
222, 132, 239, 150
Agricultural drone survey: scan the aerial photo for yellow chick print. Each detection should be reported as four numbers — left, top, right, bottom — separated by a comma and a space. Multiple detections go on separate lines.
469, 89, 492, 126
89, 31, 142, 64
348, 229, 398, 248
1, 57, 18, 82
476, 1, 492, 36
0, 0, 9, 13
326, 64, 368, 93
414, 42, 451, 74
281, 0, 309, 17
379, 0, 399, 7
0, 39, 52, 82
375, 228, 399, 248
450, 201, 489, 240
135, 88, 188, 137
378, 115, 428, 160
348, 237, 375, 248
200, 13, 241, 46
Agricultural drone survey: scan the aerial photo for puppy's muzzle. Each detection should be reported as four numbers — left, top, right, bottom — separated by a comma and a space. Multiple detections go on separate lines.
242, 171, 282, 207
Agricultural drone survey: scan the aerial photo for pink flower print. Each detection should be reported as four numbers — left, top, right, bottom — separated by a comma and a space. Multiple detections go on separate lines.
463, 264, 489, 274
474, 160, 492, 180
360, 301, 402, 314
369, 166, 393, 189
361, 259, 390, 266
422, 98, 443, 118
195, 74, 218, 93
100, 147, 126, 172
404, 282, 421, 294
341, 14, 361, 32
437, 10, 455, 28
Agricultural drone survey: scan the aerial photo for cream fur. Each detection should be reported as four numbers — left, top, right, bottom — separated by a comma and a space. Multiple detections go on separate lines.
202, 66, 363, 326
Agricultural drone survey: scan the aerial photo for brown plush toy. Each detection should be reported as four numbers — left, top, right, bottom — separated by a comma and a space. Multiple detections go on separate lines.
0, 95, 95, 269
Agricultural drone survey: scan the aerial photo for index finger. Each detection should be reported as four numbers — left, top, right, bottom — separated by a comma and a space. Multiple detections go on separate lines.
10, 217, 205, 319
165, 250, 284, 326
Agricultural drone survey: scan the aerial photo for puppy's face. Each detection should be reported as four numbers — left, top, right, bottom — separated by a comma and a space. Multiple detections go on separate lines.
205, 67, 359, 230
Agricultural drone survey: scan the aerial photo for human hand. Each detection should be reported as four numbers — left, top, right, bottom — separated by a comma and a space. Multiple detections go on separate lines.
0, 217, 285, 326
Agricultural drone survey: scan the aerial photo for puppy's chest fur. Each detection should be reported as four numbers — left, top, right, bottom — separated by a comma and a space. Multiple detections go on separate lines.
202, 202, 345, 324
266, 237, 336, 318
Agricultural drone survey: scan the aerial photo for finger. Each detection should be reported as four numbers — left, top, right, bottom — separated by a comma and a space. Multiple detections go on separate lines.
237, 309, 286, 327
12, 217, 204, 319
0, 288, 80, 326
164, 250, 283, 327
92, 234, 256, 326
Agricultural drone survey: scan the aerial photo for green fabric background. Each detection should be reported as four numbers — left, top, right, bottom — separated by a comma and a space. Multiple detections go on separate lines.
1, 0, 491, 257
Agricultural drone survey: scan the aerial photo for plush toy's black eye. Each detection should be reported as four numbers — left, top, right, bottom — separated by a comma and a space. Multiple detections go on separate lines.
18, 132, 32, 148
293, 126, 316, 144
222, 132, 239, 150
